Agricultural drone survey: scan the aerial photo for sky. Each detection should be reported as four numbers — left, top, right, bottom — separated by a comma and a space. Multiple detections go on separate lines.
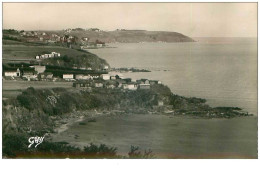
3, 3, 257, 37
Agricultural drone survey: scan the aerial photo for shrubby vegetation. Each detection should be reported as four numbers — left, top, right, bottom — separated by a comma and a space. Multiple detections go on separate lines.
41, 52, 109, 71
2, 83, 250, 158
3, 35, 21, 42
2, 134, 154, 159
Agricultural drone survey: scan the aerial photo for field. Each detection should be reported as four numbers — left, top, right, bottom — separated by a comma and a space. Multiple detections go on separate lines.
2, 80, 73, 98
2, 40, 92, 61
51, 114, 258, 159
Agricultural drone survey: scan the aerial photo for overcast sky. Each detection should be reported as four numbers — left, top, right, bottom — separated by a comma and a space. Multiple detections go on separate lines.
3, 3, 257, 37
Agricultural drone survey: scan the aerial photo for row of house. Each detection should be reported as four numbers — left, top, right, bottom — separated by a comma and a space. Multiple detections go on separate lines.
4, 65, 48, 80
35, 52, 61, 60
62, 73, 106, 81
20, 30, 77, 44
73, 75, 162, 91
80, 40, 106, 49
4, 63, 109, 82
20, 30, 106, 47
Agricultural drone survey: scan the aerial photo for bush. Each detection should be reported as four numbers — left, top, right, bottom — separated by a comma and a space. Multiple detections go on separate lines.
128, 146, 155, 159
83, 143, 117, 158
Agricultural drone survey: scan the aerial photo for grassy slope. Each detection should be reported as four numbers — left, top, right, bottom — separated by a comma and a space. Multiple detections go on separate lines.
3, 40, 93, 60
2, 80, 73, 99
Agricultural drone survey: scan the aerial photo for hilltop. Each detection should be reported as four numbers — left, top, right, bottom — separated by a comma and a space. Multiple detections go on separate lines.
50, 28, 195, 43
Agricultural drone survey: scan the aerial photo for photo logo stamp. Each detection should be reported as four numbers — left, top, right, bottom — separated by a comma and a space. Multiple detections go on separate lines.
28, 135, 45, 148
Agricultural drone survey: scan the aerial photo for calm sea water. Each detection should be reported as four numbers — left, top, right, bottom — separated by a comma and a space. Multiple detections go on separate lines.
53, 115, 258, 158
90, 38, 257, 114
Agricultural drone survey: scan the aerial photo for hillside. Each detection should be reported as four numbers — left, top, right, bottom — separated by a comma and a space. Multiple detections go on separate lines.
2, 39, 109, 70
49, 29, 195, 43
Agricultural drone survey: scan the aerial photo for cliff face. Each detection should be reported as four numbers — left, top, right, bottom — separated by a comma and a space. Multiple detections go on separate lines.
55, 30, 195, 43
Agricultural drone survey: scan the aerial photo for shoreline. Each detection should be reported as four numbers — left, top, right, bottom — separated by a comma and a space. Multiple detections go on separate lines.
48, 110, 257, 158
49, 109, 257, 142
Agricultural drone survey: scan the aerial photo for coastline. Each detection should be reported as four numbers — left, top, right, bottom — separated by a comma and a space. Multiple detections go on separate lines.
49, 110, 257, 158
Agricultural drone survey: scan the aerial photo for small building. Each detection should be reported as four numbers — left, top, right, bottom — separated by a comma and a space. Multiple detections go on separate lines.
44, 54, 49, 58
75, 74, 91, 80
35, 55, 40, 59
127, 82, 138, 90
101, 74, 110, 80
90, 74, 100, 80
139, 84, 151, 89
96, 44, 103, 47
137, 79, 149, 84
4, 68, 21, 77
39, 72, 53, 79
149, 80, 162, 85
110, 75, 116, 80
103, 65, 109, 70
63, 74, 74, 80
51, 52, 61, 57
73, 82, 91, 88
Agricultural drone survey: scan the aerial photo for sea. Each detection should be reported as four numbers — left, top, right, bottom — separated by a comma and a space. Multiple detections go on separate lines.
54, 37, 258, 158
90, 37, 258, 115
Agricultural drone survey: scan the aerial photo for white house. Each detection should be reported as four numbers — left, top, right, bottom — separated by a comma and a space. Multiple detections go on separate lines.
110, 76, 116, 80
122, 83, 138, 90
139, 84, 151, 89
96, 44, 103, 48
63, 74, 74, 80
5, 72, 17, 77
101, 74, 110, 80
75, 74, 91, 80
4, 68, 20, 77
35, 56, 40, 59
103, 65, 109, 70
90, 74, 100, 79
127, 83, 138, 90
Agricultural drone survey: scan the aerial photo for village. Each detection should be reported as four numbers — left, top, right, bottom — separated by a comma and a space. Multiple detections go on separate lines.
3, 52, 162, 92
17, 28, 106, 49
